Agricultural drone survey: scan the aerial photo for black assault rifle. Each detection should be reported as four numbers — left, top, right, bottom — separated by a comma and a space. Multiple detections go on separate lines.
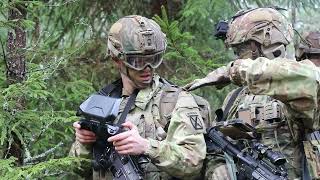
205, 124, 288, 180
77, 94, 144, 180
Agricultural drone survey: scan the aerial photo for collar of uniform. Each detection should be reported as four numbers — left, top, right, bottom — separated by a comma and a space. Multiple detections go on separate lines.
135, 74, 162, 110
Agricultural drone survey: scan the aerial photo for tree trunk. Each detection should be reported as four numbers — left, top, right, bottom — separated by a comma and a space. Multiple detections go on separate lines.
151, 0, 167, 16
7, 1, 27, 84
166, 0, 182, 19
5, 0, 27, 165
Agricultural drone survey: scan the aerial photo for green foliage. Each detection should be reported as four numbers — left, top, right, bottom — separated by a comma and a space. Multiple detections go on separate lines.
180, 0, 233, 35
0, 59, 84, 176
153, 5, 233, 109
0, 1, 97, 178
154, 6, 228, 83
0, 0, 319, 178
0, 157, 90, 179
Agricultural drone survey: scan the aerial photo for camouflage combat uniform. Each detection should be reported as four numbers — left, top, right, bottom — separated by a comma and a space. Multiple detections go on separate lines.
223, 57, 320, 179
198, 8, 319, 180
295, 31, 320, 179
70, 74, 207, 179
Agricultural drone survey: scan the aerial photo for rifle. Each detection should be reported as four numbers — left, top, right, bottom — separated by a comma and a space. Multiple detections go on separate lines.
205, 123, 288, 180
77, 94, 144, 180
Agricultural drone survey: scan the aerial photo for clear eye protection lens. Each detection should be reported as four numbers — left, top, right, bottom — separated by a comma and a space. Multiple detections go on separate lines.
124, 52, 163, 71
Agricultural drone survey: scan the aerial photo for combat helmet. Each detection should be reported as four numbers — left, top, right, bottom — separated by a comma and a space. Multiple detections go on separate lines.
225, 8, 293, 59
296, 31, 320, 61
107, 15, 167, 71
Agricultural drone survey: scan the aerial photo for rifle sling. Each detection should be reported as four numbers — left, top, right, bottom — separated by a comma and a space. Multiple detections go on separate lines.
215, 87, 243, 122
117, 89, 139, 126
99, 79, 139, 126
98, 79, 122, 97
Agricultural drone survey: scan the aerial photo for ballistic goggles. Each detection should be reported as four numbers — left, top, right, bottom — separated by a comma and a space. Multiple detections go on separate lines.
107, 40, 164, 71
123, 52, 164, 71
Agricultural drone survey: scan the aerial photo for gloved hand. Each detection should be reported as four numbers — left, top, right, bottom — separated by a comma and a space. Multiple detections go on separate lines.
229, 59, 243, 86
183, 65, 231, 91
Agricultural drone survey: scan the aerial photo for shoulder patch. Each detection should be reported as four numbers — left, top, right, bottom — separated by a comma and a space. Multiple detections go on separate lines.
187, 112, 203, 130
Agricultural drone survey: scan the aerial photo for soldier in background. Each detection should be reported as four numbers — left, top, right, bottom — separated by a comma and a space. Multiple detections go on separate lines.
296, 31, 320, 65
70, 15, 207, 180
295, 31, 320, 179
185, 8, 320, 179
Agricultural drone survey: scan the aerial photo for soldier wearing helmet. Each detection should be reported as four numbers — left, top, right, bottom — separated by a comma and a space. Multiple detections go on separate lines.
296, 31, 320, 66
296, 31, 320, 179
70, 15, 206, 179
226, 8, 293, 59
185, 8, 320, 179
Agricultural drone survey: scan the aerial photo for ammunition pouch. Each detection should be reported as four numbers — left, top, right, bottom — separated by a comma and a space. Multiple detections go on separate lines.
304, 131, 320, 179
238, 100, 283, 128
217, 100, 285, 140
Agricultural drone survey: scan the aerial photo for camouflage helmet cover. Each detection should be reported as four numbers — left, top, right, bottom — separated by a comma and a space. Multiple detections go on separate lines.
225, 8, 293, 47
296, 31, 320, 60
107, 15, 167, 59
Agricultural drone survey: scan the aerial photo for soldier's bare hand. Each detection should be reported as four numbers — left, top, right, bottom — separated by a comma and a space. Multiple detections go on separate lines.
108, 121, 149, 155
73, 121, 96, 144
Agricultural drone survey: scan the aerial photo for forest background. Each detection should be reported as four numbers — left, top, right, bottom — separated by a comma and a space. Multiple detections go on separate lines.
0, 0, 319, 179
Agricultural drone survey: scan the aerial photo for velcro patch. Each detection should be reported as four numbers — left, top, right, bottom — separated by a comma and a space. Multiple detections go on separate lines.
187, 112, 203, 130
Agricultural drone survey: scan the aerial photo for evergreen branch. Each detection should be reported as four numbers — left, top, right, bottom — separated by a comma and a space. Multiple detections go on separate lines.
44, 170, 64, 177
154, 6, 207, 76
26, 118, 52, 147
44, 0, 80, 7
28, 109, 74, 146
4, 136, 14, 159
27, 38, 89, 75
23, 142, 64, 164
169, 38, 206, 76
23, 142, 31, 160
21, 157, 91, 179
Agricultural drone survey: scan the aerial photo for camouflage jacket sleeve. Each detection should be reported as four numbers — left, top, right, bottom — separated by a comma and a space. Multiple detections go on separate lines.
230, 57, 320, 129
68, 141, 93, 177
144, 91, 206, 179
69, 140, 93, 158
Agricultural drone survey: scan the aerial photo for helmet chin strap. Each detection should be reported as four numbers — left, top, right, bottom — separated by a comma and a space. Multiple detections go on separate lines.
119, 64, 139, 88
235, 41, 262, 60
250, 41, 261, 60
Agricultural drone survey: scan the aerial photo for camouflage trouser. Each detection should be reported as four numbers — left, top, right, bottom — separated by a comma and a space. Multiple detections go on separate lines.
204, 154, 231, 180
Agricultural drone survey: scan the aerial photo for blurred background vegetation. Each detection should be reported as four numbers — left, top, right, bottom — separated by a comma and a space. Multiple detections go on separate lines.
0, 0, 319, 179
